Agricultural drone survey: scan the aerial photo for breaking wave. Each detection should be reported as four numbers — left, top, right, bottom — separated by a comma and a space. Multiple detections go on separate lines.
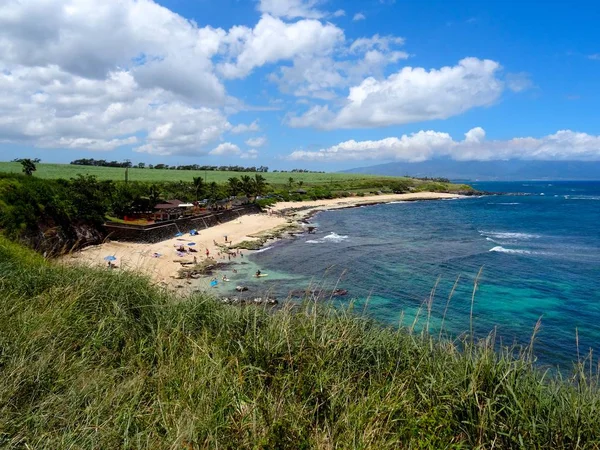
489, 246, 532, 255
306, 232, 349, 244
254, 246, 273, 253
480, 231, 541, 240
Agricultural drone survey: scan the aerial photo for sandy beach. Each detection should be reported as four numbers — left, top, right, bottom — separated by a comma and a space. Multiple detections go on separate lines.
63, 192, 462, 289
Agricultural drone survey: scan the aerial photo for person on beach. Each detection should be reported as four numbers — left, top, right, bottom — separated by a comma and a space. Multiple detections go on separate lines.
224, 235, 228, 242
193, 256, 197, 264
206, 249, 210, 257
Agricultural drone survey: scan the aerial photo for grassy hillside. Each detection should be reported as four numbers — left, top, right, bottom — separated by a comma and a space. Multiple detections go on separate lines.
0, 162, 398, 185
0, 236, 598, 448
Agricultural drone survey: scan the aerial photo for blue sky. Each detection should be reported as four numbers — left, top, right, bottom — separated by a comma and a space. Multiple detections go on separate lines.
0, 0, 599, 170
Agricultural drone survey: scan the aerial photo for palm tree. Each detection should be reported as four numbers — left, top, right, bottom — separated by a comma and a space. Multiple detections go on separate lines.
207, 181, 220, 206
240, 175, 254, 199
287, 177, 295, 189
148, 185, 161, 205
20, 159, 36, 176
254, 174, 268, 197
227, 177, 241, 197
297, 180, 304, 188
192, 176, 205, 201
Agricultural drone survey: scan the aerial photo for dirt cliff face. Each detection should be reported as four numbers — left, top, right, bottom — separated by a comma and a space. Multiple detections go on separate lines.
20, 221, 106, 256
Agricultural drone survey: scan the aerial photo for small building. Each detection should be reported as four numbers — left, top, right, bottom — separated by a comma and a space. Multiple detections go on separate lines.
153, 199, 186, 222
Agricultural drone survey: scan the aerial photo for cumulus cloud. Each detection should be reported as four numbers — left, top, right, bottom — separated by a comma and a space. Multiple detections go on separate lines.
240, 149, 259, 159
270, 33, 408, 98
0, 0, 226, 104
287, 128, 600, 162
209, 142, 241, 156
333, 9, 346, 17
218, 14, 344, 79
506, 72, 533, 92
0, 0, 239, 155
230, 120, 260, 134
353, 13, 366, 21
257, 0, 325, 19
288, 58, 503, 129
245, 136, 268, 147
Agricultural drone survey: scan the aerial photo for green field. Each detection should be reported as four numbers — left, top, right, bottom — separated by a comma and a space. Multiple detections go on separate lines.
0, 162, 397, 186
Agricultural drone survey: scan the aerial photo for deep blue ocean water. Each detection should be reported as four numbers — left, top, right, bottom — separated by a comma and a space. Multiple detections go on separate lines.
240, 181, 600, 369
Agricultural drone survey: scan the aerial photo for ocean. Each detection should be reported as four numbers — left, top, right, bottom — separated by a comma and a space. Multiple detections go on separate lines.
227, 181, 600, 369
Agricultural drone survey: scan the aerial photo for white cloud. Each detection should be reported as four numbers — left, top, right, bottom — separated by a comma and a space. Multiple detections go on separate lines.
240, 149, 259, 159
257, 0, 325, 19
349, 34, 405, 52
0, 0, 226, 105
288, 58, 503, 129
209, 142, 241, 156
270, 33, 407, 98
230, 120, 260, 134
587, 53, 600, 60
287, 128, 600, 162
0, 0, 240, 155
218, 14, 344, 79
333, 9, 346, 17
245, 136, 268, 147
0, 63, 232, 155
506, 72, 533, 92
353, 13, 366, 21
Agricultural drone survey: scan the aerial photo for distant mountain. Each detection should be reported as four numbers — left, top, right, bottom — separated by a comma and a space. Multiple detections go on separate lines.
343, 160, 600, 181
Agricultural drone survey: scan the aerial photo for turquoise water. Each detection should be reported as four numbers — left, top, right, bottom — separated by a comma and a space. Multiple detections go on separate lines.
229, 182, 600, 369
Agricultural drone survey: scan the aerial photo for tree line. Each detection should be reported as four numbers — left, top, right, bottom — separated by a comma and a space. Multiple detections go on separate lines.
70, 159, 269, 172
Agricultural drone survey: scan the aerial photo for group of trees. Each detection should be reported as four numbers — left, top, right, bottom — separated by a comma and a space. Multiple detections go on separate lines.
191, 174, 268, 202
71, 158, 133, 168
272, 169, 325, 173
70, 159, 269, 173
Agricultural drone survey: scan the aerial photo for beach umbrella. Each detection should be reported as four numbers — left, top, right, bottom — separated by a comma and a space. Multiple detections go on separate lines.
187, 242, 196, 246
103, 255, 117, 261
174, 232, 183, 237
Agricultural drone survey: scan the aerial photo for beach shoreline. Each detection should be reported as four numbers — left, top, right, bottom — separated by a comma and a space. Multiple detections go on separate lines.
62, 192, 464, 291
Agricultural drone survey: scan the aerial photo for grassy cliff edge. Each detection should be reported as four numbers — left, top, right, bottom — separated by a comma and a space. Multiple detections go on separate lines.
0, 237, 598, 448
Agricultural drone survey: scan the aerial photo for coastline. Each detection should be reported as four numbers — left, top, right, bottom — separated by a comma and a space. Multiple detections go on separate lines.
62, 192, 463, 291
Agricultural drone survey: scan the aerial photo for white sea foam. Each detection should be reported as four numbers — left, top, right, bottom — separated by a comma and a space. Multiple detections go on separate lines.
568, 196, 600, 201
480, 231, 541, 240
489, 246, 532, 255
322, 232, 349, 242
306, 232, 349, 244
488, 202, 520, 205
254, 246, 273, 253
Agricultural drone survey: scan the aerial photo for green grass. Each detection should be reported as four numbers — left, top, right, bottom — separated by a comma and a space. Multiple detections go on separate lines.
2, 236, 596, 448
0, 162, 401, 186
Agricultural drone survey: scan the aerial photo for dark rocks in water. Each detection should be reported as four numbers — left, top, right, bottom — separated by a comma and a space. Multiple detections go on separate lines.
220, 296, 278, 306
461, 190, 531, 197
236, 285, 249, 292
289, 288, 348, 298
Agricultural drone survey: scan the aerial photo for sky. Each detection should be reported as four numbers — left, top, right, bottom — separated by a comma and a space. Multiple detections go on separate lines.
0, 0, 599, 171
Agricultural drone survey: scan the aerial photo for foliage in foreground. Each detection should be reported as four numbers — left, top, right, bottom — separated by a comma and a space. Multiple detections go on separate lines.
0, 238, 598, 448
